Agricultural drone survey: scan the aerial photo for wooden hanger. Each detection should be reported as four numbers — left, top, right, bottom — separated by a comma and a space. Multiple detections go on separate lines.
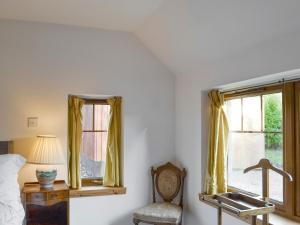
244, 158, 293, 182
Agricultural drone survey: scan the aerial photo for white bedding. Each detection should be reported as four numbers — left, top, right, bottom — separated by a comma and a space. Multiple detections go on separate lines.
0, 203, 24, 225
0, 154, 26, 225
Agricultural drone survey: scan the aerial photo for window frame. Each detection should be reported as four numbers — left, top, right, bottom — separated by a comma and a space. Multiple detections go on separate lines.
224, 84, 297, 220
81, 98, 109, 187
294, 82, 300, 219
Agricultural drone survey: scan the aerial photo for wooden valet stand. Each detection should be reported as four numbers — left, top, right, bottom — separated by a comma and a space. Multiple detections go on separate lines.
200, 158, 293, 225
244, 158, 293, 225
200, 192, 275, 225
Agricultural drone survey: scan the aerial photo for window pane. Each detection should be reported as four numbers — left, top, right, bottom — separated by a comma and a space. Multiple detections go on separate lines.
265, 133, 283, 202
263, 93, 283, 202
265, 133, 283, 167
228, 132, 264, 196
82, 104, 93, 130
269, 170, 283, 203
243, 96, 261, 131
263, 93, 282, 132
228, 132, 284, 202
80, 132, 107, 179
94, 105, 110, 130
225, 99, 242, 131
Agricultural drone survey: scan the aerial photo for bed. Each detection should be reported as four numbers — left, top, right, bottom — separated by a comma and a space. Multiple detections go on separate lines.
0, 141, 26, 225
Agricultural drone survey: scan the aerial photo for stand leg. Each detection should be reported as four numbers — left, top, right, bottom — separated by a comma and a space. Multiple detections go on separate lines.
251, 216, 257, 225
218, 206, 222, 225
262, 168, 269, 225
262, 215, 268, 225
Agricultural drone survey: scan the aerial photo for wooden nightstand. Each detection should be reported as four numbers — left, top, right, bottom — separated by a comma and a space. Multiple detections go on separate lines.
22, 180, 69, 225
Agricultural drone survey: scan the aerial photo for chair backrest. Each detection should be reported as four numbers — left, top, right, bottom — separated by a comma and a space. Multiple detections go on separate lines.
151, 162, 186, 207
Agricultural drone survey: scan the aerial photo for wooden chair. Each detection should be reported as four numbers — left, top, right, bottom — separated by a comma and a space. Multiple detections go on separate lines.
133, 162, 186, 225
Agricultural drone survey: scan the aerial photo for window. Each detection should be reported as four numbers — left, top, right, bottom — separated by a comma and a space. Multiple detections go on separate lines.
225, 91, 283, 202
224, 83, 300, 221
80, 99, 110, 186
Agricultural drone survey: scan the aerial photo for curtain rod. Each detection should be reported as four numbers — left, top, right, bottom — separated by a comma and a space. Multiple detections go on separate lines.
220, 76, 300, 94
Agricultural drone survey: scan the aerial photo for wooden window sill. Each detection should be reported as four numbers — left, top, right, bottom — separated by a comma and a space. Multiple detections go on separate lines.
268, 214, 300, 225
254, 214, 300, 225
69, 186, 126, 198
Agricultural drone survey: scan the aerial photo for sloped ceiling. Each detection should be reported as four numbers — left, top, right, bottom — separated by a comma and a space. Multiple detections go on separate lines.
136, 0, 300, 78
1, 0, 300, 78
0, 0, 166, 31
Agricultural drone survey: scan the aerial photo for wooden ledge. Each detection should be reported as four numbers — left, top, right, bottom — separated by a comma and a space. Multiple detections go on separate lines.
70, 186, 126, 198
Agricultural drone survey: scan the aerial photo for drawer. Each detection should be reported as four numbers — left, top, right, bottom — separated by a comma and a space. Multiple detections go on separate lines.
47, 191, 68, 201
26, 192, 46, 202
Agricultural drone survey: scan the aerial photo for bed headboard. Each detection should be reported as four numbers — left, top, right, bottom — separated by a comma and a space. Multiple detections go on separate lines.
0, 141, 12, 154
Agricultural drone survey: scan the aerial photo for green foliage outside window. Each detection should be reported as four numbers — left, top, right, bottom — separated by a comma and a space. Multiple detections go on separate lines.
264, 93, 282, 149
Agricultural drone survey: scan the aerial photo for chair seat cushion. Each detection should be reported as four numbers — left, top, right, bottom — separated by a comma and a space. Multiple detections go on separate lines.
133, 203, 182, 224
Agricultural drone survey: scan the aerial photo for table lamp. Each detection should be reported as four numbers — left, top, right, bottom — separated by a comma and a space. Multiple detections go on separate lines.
28, 135, 64, 189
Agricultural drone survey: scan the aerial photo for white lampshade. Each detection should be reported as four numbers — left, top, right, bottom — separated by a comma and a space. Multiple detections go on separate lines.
28, 135, 64, 165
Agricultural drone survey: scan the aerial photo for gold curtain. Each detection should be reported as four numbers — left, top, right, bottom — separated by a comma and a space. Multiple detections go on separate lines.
68, 96, 85, 189
103, 97, 122, 187
205, 90, 229, 195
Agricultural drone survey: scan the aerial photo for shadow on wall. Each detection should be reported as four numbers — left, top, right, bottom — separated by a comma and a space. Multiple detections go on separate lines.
201, 90, 210, 192
108, 161, 184, 225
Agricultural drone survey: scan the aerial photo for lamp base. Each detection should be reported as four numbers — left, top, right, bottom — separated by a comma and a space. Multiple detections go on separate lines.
36, 169, 57, 189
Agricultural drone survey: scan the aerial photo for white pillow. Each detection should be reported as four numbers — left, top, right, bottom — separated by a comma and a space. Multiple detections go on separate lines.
0, 154, 26, 225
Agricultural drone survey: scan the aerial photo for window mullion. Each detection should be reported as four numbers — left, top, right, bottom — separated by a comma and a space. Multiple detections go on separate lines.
92, 104, 95, 131
241, 98, 243, 131
261, 94, 263, 132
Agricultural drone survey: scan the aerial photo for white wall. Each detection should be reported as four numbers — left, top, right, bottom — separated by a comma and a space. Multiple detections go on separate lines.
0, 20, 175, 225
175, 28, 300, 225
